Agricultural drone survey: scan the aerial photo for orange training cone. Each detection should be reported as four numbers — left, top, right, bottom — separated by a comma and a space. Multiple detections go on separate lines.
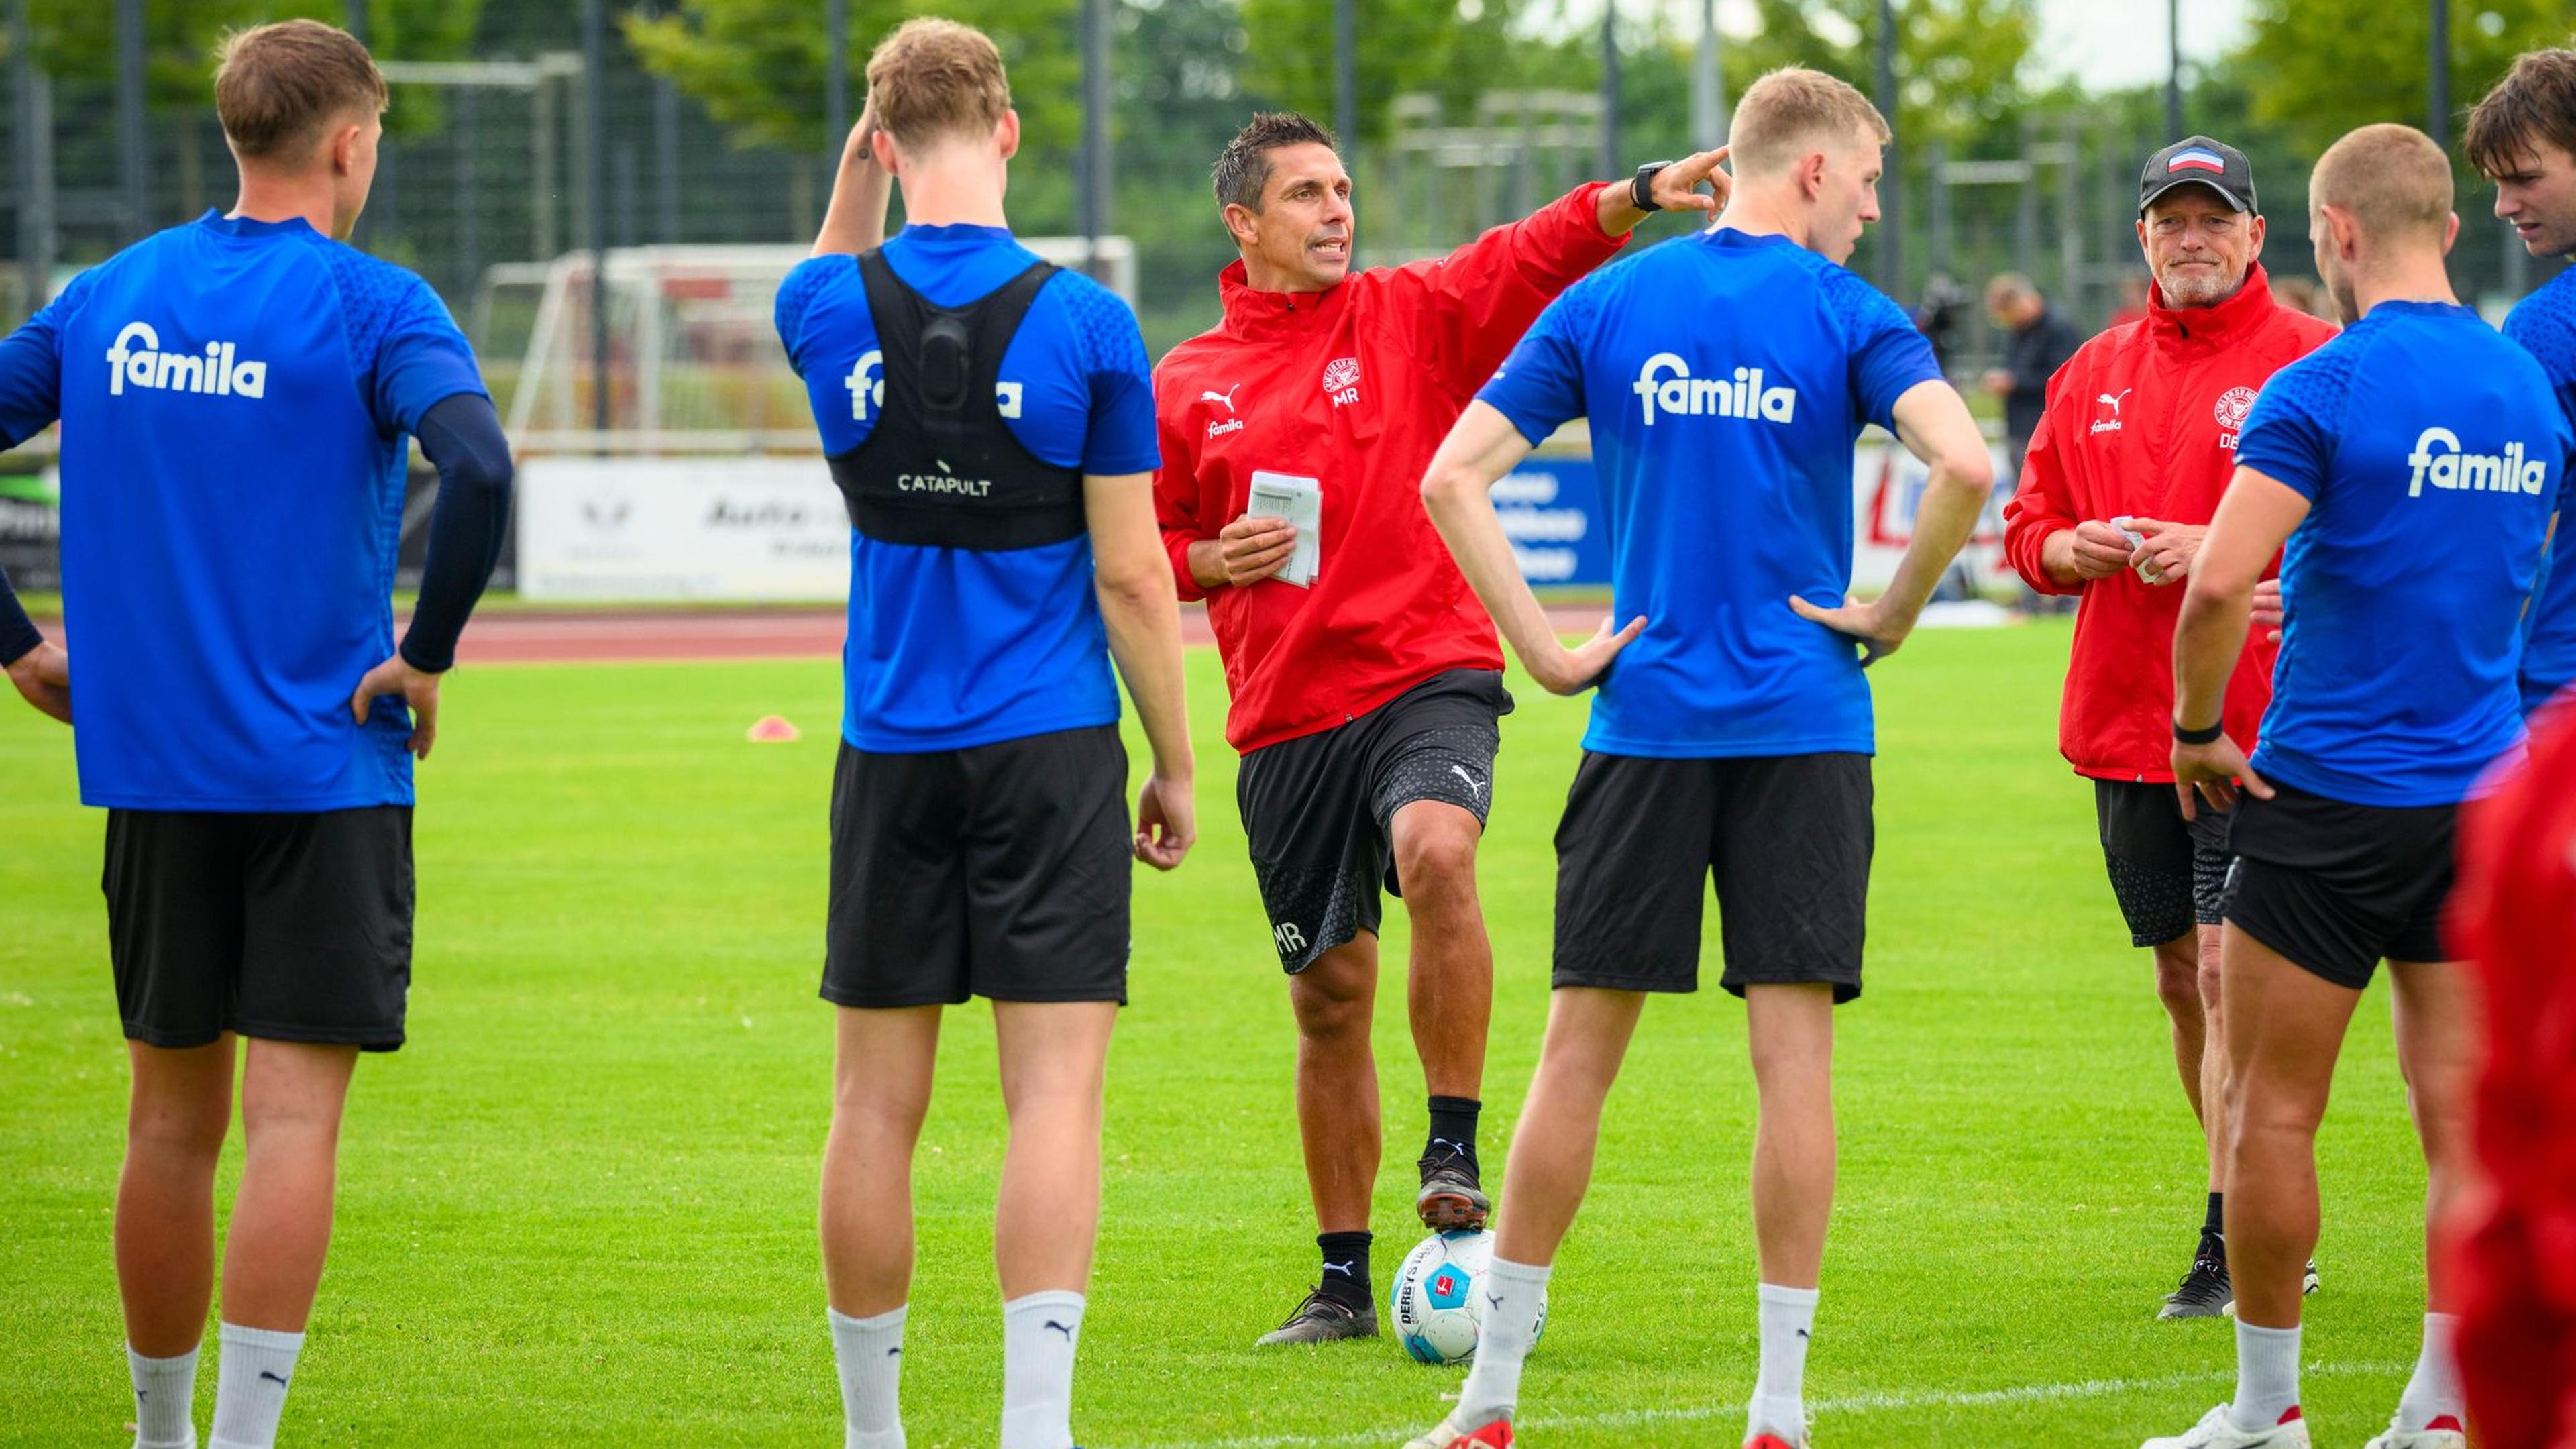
746, 715, 801, 743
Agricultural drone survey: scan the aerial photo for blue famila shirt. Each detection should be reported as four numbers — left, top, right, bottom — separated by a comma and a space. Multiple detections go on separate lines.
1474, 227, 1945, 758
775, 225, 1159, 752
2503, 262, 2576, 714
0, 212, 488, 811
2234, 300, 2562, 806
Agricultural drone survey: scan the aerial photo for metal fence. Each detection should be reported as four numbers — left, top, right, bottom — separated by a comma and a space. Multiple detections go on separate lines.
0, 0, 2556, 422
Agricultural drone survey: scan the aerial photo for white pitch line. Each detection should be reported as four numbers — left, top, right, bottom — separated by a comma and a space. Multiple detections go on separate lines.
1103, 1359, 2410, 1449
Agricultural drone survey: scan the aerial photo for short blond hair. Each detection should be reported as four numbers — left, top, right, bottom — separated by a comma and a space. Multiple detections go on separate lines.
865, 19, 1010, 150
1729, 68, 1890, 177
2310, 123, 2453, 246
213, 19, 386, 160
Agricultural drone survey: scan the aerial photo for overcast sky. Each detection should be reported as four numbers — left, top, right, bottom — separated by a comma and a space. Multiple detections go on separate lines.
2035, 0, 2250, 90
1681, 0, 2251, 92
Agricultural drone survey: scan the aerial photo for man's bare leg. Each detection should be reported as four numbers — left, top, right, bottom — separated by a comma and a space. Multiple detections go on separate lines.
2383, 959, 2477, 1435
1746, 984, 1835, 1288
2154, 925, 2237, 1319
992, 1000, 1119, 1449
1391, 799, 1493, 1228
207, 1039, 359, 1449
819, 1004, 941, 1449
2153, 931, 2210, 1128
2216, 926, 2361, 1430
1744, 983, 1835, 1443
1258, 936, 1383, 1342
119, 1038, 235, 1356
119, 1038, 233, 1449
1437, 987, 1648, 1434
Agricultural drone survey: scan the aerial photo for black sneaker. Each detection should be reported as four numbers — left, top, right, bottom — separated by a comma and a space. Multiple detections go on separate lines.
1254, 1285, 1379, 1346
2159, 1235, 2232, 1319
1416, 1140, 1491, 1230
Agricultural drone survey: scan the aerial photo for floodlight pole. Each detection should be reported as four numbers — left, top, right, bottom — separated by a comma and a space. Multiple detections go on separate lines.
583, 0, 610, 439
10, 0, 53, 315
1077, 0, 1112, 280
1333, 0, 1356, 155
2165, 0, 2183, 139
116, 0, 148, 241
2428, 0, 2450, 148
1689, 0, 1723, 149
1876, 0, 1902, 299
826, 0, 849, 154
1598, 0, 1620, 182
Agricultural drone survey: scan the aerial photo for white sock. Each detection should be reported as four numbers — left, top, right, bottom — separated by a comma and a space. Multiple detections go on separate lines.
2228, 1320, 2302, 1432
2394, 1312, 2464, 1431
828, 1305, 907, 1449
1000, 1291, 1084, 1449
207, 1323, 303, 1449
128, 1344, 199, 1449
1454, 1257, 1550, 1428
1748, 1283, 1819, 1442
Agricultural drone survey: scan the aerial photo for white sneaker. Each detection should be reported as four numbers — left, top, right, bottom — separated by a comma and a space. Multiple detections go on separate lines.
2361, 1411, 2467, 1449
2142, 1404, 2312, 1449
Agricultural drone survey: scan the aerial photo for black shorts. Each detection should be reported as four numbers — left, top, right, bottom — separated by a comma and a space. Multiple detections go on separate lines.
1552, 752, 1872, 1003
824, 725, 1131, 1008
104, 806, 415, 1051
2096, 779, 2233, 947
1237, 669, 1512, 972
2220, 780, 2458, 989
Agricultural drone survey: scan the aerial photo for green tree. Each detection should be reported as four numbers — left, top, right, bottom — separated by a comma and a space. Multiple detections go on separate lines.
2233, 0, 2570, 161
19, 0, 482, 137
625, 0, 1081, 157
1235, 0, 1532, 146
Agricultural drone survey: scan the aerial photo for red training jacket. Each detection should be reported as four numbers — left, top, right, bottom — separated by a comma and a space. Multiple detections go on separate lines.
2448, 689, 2576, 1449
1154, 184, 1627, 754
2002, 264, 2338, 782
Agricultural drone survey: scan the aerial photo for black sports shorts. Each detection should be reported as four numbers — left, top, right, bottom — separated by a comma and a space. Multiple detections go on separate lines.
105, 806, 415, 1051
824, 724, 1131, 1008
1236, 669, 1512, 973
1551, 751, 1872, 1003
2095, 779, 2233, 947
2220, 780, 2458, 989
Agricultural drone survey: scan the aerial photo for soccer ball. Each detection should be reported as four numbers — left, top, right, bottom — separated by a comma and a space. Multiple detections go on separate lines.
1387, 1228, 1545, 1365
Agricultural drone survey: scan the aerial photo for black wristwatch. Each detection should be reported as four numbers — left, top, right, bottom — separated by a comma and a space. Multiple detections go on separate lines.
2173, 717, 2226, 745
1631, 162, 1672, 213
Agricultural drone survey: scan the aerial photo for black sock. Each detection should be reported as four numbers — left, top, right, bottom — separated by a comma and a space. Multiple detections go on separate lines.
2203, 1191, 2226, 1243
1426, 1096, 1482, 1165
1317, 1230, 1373, 1305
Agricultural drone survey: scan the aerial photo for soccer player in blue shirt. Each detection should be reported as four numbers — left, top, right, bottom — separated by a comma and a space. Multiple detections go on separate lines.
2155, 124, 2561, 1449
772, 21, 1195, 1449
1401, 68, 1992, 1449
0, 21, 511, 1449
2468, 47, 2576, 718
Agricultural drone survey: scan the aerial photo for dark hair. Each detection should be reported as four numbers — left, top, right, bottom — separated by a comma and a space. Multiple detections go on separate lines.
213, 19, 386, 160
2467, 46, 2576, 180
1212, 111, 1338, 212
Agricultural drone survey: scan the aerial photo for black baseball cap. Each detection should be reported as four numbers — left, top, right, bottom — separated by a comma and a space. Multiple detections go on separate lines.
2139, 136, 2258, 216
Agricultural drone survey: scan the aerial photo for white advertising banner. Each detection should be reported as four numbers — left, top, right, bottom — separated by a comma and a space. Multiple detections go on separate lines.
516, 457, 851, 601
1849, 439, 2019, 595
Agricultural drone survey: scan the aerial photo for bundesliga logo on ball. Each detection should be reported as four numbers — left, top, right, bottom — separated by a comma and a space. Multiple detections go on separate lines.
1388, 1229, 1546, 1366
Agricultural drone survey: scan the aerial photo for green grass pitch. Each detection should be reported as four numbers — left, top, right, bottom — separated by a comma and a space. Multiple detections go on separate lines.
0, 621, 2434, 1447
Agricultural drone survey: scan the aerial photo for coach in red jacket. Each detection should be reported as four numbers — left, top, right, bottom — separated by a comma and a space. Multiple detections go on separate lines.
2002, 136, 2337, 1319
1155, 109, 1724, 1346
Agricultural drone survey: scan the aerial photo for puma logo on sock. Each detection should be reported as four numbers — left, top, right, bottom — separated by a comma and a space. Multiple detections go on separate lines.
1043, 1320, 1074, 1342
258, 1370, 290, 1387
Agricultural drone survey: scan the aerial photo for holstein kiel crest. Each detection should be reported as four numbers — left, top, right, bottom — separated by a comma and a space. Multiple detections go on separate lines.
2214, 386, 2257, 449
1322, 356, 1361, 407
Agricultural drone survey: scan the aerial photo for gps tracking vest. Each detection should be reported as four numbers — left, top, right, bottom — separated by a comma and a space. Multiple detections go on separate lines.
828, 251, 1083, 551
